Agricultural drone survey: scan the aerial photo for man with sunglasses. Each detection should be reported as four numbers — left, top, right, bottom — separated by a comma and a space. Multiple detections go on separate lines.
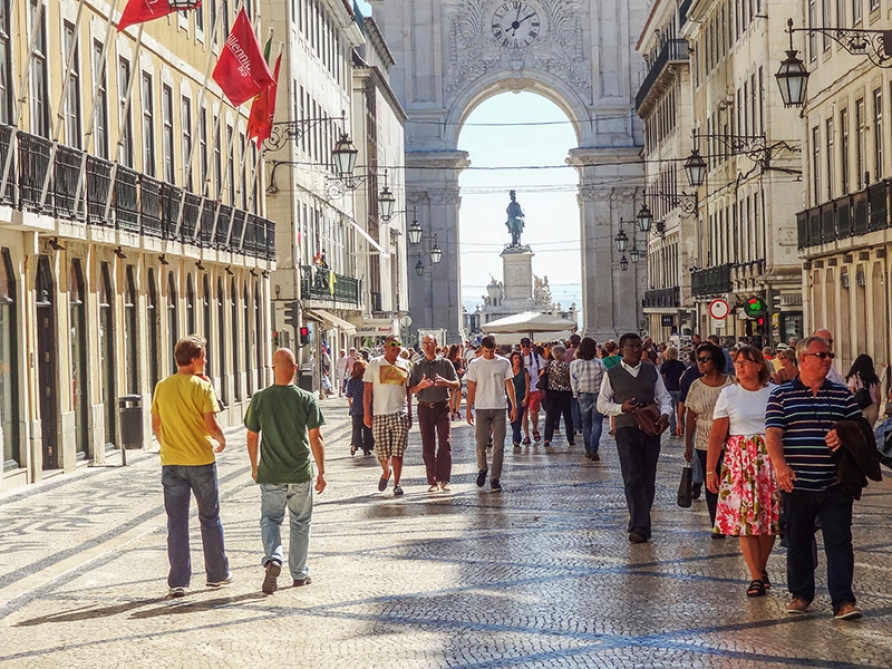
814, 328, 845, 385
765, 335, 866, 620
363, 335, 412, 496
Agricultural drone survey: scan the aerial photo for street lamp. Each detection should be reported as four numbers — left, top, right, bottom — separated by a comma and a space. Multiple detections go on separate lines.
619, 255, 629, 272
407, 216, 422, 245
378, 185, 396, 221
409, 222, 443, 273
775, 22, 810, 108
683, 148, 708, 187
630, 247, 641, 263
332, 133, 359, 177
636, 202, 654, 233
614, 224, 629, 252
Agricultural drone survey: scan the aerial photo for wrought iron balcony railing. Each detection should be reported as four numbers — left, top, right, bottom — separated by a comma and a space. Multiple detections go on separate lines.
0, 125, 274, 262
300, 265, 361, 306
691, 263, 733, 297
797, 181, 891, 248
643, 287, 680, 309
635, 39, 690, 111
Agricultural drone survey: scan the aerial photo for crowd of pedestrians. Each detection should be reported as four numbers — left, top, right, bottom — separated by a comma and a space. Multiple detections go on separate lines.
148, 327, 885, 622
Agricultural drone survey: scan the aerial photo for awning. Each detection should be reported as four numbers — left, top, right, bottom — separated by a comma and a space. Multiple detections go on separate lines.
305, 309, 357, 334
347, 317, 398, 336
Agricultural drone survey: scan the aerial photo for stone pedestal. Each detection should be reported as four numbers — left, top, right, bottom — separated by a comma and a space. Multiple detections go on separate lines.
500, 245, 535, 311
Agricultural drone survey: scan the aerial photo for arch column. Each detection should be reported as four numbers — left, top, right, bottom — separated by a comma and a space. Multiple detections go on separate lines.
406, 150, 470, 345
571, 147, 645, 340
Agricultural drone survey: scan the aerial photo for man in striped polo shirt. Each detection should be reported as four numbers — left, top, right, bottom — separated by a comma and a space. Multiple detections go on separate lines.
765, 335, 864, 620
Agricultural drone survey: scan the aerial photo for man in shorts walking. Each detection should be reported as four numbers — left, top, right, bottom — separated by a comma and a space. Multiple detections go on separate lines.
364, 335, 413, 495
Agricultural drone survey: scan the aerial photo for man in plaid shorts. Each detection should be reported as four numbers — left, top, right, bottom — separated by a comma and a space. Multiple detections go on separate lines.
363, 335, 413, 495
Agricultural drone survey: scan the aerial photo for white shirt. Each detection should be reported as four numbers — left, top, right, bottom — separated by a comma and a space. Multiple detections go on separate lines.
713, 383, 776, 436
523, 351, 546, 385
363, 357, 410, 416
466, 355, 514, 410
596, 360, 672, 417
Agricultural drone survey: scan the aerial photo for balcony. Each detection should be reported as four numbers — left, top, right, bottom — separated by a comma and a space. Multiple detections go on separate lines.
691, 263, 733, 297
0, 125, 274, 262
300, 265, 361, 306
643, 287, 680, 309
635, 39, 690, 112
798, 181, 889, 248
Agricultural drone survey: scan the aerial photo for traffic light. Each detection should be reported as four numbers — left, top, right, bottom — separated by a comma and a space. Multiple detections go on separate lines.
283, 301, 299, 329
744, 296, 765, 318
299, 325, 310, 346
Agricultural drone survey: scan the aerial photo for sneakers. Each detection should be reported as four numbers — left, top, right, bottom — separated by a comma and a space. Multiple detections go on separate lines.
168, 587, 186, 598
475, 469, 487, 487
786, 598, 811, 615
293, 576, 312, 587
834, 602, 863, 620
490, 478, 502, 492
262, 561, 281, 594
427, 484, 439, 493
206, 574, 233, 588
393, 485, 404, 496
439, 482, 451, 493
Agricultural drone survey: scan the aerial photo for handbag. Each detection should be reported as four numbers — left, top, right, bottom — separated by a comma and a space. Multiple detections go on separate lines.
854, 387, 872, 409
677, 463, 693, 508
631, 402, 662, 436
536, 370, 549, 392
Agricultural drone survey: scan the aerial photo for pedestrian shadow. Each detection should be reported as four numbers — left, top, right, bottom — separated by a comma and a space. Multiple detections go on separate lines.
14, 598, 165, 626
128, 592, 266, 618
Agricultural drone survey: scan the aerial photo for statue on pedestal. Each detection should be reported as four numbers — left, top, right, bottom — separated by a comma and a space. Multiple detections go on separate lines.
505, 190, 525, 246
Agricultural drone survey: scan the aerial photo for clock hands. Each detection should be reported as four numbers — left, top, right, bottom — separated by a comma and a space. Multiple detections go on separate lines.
506, 12, 537, 36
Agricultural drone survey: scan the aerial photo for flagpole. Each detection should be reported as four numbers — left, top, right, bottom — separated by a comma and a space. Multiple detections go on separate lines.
38, 0, 90, 210
0, 0, 48, 200
70, 0, 119, 216
102, 24, 146, 223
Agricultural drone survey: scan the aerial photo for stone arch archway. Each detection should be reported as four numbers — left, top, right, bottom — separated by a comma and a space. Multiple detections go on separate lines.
371, 0, 647, 341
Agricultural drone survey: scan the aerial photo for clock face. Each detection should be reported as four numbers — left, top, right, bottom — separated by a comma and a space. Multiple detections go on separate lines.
490, 1, 542, 48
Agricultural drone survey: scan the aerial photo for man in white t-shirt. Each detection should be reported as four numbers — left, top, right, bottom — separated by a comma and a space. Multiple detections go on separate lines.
466, 336, 517, 492
363, 335, 412, 496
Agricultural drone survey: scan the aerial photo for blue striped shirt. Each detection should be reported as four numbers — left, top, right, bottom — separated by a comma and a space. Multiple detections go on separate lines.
765, 377, 861, 492
570, 357, 606, 396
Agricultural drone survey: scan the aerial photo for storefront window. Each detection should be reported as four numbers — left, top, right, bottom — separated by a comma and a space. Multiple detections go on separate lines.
0, 249, 18, 470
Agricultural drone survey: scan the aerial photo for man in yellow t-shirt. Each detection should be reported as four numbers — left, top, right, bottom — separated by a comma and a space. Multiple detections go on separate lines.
151, 335, 230, 598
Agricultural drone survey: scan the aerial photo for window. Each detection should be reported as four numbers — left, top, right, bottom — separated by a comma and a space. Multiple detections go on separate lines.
856, 98, 866, 187
92, 40, 108, 158
226, 124, 235, 204
186, 275, 195, 335
231, 279, 240, 402
244, 284, 252, 396
162, 85, 175, 183
217, 278, 227, 405
124, 266, 138, 393
99, 263, 116, 448
823, 0, 832, 50
837, 0, 846, 27
840, 107, 850, 193
63, 22, 82, 148
147, 269, 159, 391
0, 1, 12, 123
69, 260, 88, 459
203, 275, 213, 379
808, 0, 817, 61
182, 97, 193, 190
195, 0, 204, 31
167, 273, 178, 374
870, 0, 879, 11
0, 249, 19, 470
209, 0, 217, 45
213, 121, 222, 198
118, 58, 133, 166
254, 284, 263, 387
29, 0, 49, 137
826, 117, 835, 200
141, 72, 155, 176
854, 0, 862, 23
874, 88, 883, 180
812, 125, 821, 203
199, 107, 208, 191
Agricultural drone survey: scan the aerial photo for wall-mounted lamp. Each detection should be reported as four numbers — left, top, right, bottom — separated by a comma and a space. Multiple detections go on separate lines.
113, 247, 127, 259
196, 261, 206, 271
159, 254, 170, 266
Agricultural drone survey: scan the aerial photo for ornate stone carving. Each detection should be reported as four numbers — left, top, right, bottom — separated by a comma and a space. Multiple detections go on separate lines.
443, 0, 590, 96
428, 189, 462, 205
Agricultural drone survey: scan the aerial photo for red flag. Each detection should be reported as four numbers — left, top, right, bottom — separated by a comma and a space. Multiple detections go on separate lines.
212, 8, 274, 107
118, 0, 200, 33
246, 53, 281, 146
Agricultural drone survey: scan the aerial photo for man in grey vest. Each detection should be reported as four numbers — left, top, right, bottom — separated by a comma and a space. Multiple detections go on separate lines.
597, 333, 672, 543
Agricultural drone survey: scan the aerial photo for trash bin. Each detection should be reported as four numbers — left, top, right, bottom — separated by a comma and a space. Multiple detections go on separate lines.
119, 394, 144, 450
298, 366, 314, 392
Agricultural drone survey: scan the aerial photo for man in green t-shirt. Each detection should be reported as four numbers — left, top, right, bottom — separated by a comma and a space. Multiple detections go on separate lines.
151, 335, 230, 599
245, 348, 327, 594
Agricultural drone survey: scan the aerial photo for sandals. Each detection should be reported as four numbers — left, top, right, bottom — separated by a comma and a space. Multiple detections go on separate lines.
532, 430, 541, 441
761, 570, 771, 590
746, 579, 766, 597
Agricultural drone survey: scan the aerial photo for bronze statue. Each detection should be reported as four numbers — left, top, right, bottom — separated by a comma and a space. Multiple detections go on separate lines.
505, 190, 525, 246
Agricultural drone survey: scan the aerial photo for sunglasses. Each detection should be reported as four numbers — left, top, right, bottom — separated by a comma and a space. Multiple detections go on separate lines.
803, 351, 835, 359
386, 341, 402, 348
696, 357, 713, 363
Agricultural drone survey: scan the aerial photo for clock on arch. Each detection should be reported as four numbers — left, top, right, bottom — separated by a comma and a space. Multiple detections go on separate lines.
490, 1, 544, 48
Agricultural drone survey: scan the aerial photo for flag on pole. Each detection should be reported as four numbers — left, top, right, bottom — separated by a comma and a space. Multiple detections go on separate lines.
118, 0, 200, 33
246, 40, 281, 146
212, 8, 274, 107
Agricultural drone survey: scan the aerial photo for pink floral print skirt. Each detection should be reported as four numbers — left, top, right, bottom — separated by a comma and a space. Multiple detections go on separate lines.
714, 434, 779, 536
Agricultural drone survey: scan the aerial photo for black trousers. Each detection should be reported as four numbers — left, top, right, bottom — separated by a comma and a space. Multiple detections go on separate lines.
544, 390, 574, 443
615, 426, 661, 538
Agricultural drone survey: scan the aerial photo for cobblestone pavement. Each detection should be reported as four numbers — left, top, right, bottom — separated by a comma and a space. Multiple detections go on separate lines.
2, 397, 892, 668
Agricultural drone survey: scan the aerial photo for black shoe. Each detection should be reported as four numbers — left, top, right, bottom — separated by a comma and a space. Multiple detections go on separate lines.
262, 560, 281, 594
393, 485, 404, 496
629, 531, 648, 544
691, 483, 702, 500
476, 469, 487, 487
293, 576, 312, 587
591, 452, 600, 461
491, 478, 502, 492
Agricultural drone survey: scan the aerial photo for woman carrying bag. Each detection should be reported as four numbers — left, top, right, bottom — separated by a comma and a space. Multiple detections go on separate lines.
846, 354, 882, 427
542, 344, 574, 448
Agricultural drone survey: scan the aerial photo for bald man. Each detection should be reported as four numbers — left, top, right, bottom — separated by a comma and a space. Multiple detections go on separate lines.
245, 348, 326, 594
813, 329, 845, 385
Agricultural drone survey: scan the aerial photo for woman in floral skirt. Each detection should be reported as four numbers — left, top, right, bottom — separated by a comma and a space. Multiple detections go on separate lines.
706, 345, 779, 598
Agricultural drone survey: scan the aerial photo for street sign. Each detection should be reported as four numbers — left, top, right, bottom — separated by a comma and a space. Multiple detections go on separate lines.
660, 315, 674, 327
708, 298, 730, 320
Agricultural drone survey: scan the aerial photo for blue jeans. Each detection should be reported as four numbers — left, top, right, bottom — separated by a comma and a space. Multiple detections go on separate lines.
668, 390, 680, 434
571, 396, 582, 434
577, 392, 603, 456
162, 463, 230, 588
510, 405, 527, 444
783, 485, 855, 613
260, 481, 313, 580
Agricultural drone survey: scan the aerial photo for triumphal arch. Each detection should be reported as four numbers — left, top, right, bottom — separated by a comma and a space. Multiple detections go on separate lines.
369, 0, 648, 342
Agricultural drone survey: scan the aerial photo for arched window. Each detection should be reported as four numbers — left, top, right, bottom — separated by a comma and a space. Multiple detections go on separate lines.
0, 249, 19, 470
167, 272, 178, 374
186, 274, 195, 335
217, 277, 227, 405
203, 274, 213, 379
231, 278, 240, 401
99, 262, 116, 449
124, 266, 138, 393
147, 268, 159, 389
69, 259, 88, 459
